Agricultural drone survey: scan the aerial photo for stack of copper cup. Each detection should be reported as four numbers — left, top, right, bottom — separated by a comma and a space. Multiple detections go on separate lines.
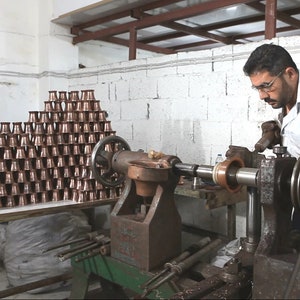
0, 90, 122, 208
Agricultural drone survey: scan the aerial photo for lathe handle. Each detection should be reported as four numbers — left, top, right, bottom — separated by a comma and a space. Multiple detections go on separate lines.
255, 121, 281, 152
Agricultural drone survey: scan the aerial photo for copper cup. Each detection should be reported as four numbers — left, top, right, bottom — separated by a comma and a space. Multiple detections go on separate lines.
82, 101, 91, 111
3, 147, 13, 160
19, 194, 27, 206
44, 101, 54, 112
57, 156, 65, 168
63, 166, 71, 178
93, 101, 101, 111
6, 196, 15, 207
84, 144, 92, 155
72, 144, 81, 155
74, 166, 80, 177
0, 184, 7, 197
40, 145, 49, 158
73, 122, 80, 133
35, 181, 42, 193
68, 155, 76, 166
45, 179, 53, 191
35, 157, 44, 169
41, 191, 49, 203
82, 178, 92, 191
58, 91, 68, 101
48, 90, 58, 101
56, 133, 65, 144
98, 189, 107, 199
0, 160, 7, 172
28, 111, 39, 123
46, 157, 55, 169
63, 188, 70, 200
27, 146, 37, 158
23, 159, 31, 171
53, 101, 63, 111
50, 111, 61, 122
69, 178, 76, 189
56, 178, 64, 190
52, 167, 61, 179
24, 122, 34, 134
77, 191, 86, 203
51, 145, 60, 157
65, 101, 74, 112
78, 111, 85, 122
76, 101, 83, 111
5, 172, 13, 184
10, 159, 19, 172
29, 170, 38, 182
88, 133, 96, 144
82, 123, 91, 133
8, 135, 18, 147
72, 190, 79, 201
30, 193, 37, 204
0, 134, 7, 147
63, 111, 74, 122
12, 122, 24, 134
16, 170, 26, 183
81, 89, 95, 101
32, 134, 44, 146
69, 91, 79, 101
39, 111, 50, 123
20, 134, 31, 147
52, 189, 60, 201
0, 122, 11, 134
78, 132, 86, 144
88, 191, 96, 201
68, 133, 75, 144
23, 182, 31, 194
34, 122, 45, 135
98, 111, 107, 121
87, 111, 95, 122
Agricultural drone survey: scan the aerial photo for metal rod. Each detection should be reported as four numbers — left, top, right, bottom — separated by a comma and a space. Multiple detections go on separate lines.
246, 186, 261, 245
236, 168, 258, 187
56, 241, 95, 257
59, 243, 100, 261
142, 239, 222, 297
140, 237, 211, 289
0, 272, 72, 298
43, 230, 104, 253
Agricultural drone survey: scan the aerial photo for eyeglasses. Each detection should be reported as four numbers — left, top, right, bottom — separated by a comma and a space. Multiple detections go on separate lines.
251, 69, 284, 93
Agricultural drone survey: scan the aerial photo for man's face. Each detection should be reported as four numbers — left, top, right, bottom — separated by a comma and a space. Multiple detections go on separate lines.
249, 68, 298, 112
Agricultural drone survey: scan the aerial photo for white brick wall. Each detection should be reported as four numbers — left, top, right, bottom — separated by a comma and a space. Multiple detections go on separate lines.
67, 37, 291, 165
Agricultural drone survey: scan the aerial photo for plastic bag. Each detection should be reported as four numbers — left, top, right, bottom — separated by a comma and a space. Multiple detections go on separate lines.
4, 211, 91, 293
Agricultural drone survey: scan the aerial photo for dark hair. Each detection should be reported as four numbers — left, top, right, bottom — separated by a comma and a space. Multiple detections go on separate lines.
243, 44, 298, 76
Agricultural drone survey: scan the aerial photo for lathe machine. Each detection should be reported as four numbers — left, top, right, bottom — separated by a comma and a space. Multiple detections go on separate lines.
68, 135, 300, 299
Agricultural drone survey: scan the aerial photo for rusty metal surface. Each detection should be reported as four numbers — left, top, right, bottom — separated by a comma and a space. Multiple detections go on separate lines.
111, 155, 182, 271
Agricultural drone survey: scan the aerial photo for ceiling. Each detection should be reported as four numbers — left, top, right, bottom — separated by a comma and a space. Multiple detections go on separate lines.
52, 0, 300, 60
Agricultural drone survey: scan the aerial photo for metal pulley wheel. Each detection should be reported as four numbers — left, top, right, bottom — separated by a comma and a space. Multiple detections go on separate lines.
291, 158, 300, 211
90, 135, 131, 187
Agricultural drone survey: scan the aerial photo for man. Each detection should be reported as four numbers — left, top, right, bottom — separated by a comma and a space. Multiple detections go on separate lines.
243, 43, 300, 229
243, 43, 300, 158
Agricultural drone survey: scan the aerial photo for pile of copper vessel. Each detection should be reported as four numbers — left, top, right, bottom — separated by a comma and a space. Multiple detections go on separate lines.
0, 90, 122, 208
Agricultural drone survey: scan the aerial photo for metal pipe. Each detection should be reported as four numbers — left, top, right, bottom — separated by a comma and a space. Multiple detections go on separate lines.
246, 186, 261, 245
236, 168, 258, 187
